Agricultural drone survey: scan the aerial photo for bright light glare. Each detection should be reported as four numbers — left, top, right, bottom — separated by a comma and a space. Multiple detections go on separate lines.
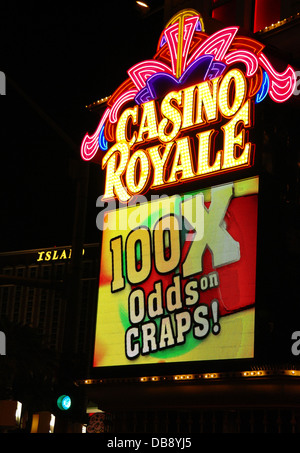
15, 401, 22, 424
49, 414, 55, 433
136, 1, 149, 8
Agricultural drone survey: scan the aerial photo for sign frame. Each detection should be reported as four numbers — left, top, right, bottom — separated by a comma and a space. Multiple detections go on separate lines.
81, 9, 296, 377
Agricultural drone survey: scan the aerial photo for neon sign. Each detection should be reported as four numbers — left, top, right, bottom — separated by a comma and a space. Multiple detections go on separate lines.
81, 9, 296, 204
36, 248, 85, 262
85, 10, 295, 370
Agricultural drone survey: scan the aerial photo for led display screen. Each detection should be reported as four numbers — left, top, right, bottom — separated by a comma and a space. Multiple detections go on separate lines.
93, 176, 258, 368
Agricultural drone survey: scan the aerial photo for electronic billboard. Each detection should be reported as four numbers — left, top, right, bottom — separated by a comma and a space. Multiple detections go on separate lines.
80, 9, 296, 372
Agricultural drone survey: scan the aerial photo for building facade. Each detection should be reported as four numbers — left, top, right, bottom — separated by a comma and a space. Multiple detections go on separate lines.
0, 243, 99, 361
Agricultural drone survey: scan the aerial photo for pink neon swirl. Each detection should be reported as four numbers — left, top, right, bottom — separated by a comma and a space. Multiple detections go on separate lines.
181, 16, 199, 74
109, 89, 138, 124
80, 108, 110, 162
128, 60, 173, 90
224, 50, 258, 77
163, 16, 200, 76
259, 53, 296, 103
187, 26, 239, 65
164, 22, 180, 76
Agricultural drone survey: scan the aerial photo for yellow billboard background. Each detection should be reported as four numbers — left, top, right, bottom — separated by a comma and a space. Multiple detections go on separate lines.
93, 176, 258, 368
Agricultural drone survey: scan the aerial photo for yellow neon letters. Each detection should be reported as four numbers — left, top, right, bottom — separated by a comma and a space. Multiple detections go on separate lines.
102, 68, 253, 202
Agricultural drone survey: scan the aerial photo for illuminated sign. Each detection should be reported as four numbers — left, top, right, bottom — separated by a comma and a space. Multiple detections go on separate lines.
81, 9, 296, 204
93, 176, 258, 366
36, 248, 85, 262
101, 67, 254, 202
81, 9, 296, 370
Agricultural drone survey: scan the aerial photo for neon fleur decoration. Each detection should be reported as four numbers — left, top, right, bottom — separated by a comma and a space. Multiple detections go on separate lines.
81, 9, 296, 202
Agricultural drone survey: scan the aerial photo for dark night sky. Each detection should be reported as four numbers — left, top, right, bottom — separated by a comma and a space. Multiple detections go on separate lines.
0, 1, 165, 252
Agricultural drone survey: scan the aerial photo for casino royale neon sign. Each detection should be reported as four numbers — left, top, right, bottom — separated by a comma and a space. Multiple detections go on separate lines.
102, 68, 252, 202
81, 10, 296, 202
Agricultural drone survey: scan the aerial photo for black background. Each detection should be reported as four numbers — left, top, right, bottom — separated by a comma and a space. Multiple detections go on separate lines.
0, 0, 165, 252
